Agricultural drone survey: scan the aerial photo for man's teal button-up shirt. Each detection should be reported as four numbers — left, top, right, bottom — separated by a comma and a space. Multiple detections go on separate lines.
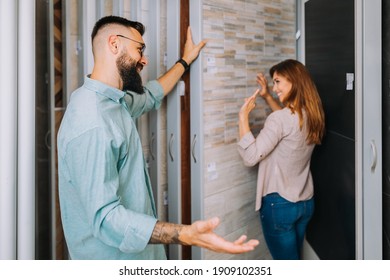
57, 76, 166, 259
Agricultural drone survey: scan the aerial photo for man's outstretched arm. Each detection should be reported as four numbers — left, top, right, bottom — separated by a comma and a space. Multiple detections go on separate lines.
157, 26, 207, 96
149, 218, 259, 254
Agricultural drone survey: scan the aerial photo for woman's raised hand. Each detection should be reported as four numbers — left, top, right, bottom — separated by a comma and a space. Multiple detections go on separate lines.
256, 73, 271, 99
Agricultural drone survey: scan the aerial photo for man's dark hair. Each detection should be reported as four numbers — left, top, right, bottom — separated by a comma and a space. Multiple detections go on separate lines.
91, 15, 145, 41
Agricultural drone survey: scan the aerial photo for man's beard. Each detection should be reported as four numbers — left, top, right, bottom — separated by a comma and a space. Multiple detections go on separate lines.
116, 52, 144, 94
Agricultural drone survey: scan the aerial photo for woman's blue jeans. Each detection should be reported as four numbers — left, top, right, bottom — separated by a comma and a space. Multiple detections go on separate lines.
259, 193, 314, 260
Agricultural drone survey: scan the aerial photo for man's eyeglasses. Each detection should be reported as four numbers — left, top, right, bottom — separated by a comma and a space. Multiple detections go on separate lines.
116, 34, 146, 57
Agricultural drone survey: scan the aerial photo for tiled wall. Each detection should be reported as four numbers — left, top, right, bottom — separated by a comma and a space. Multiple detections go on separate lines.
201, 0, 296, 260
67, 0, 81, 93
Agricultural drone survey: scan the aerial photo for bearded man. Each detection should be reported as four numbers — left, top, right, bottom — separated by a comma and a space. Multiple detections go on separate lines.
57, 15, 258, 260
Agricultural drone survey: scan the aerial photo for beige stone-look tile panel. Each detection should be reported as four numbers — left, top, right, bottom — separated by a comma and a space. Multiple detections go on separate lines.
203, 143, 258, 195
204, 219, 270, 260
203, 181, 269, 259
202, 94, 269, 150
202, 0, 295, 260
69, 0, 79, 36
104, 0, 114, 15
204, 182, 258, 229
203, 161, 257, 198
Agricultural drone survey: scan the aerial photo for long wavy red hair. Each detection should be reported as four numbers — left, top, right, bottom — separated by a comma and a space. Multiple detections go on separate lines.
270, 59, 325, 145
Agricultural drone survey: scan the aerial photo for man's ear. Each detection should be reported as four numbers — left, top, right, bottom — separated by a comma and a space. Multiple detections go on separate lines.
108, 35, 119, 54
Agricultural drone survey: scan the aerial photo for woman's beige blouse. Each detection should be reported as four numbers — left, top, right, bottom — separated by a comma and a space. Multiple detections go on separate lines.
237, 107, 315, 211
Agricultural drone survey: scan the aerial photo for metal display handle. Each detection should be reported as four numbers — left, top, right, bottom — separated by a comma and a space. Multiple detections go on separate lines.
191, 134, 197, 163
169, 133, 174, 162
370, 140, 377, 171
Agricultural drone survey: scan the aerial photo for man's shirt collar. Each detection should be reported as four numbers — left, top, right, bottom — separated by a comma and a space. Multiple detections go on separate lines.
84, 75, 125, 103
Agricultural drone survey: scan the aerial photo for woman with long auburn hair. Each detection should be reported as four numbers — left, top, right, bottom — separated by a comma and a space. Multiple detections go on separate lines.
237, 59, 325, 259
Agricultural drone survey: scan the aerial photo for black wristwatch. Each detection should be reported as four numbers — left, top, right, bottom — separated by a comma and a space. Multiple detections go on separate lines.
176, 58, 190, 71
